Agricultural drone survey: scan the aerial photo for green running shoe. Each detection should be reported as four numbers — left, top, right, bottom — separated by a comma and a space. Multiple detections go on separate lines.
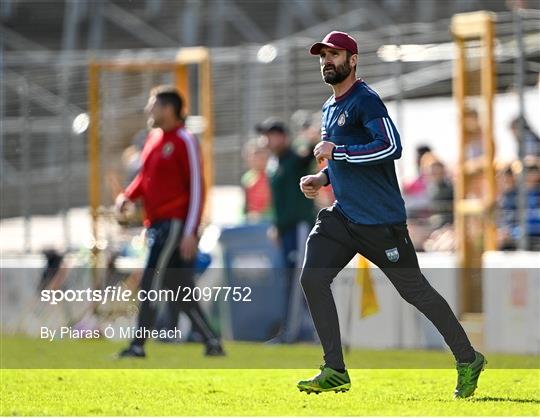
454, 351, 487, 399
297, 365, 351, 394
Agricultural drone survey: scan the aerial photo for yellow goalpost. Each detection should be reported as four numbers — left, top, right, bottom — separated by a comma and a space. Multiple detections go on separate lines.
451, 11, 497, 315
87, 47, 215, 269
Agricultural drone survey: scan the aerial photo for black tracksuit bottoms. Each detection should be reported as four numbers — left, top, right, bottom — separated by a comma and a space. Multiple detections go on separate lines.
131, 219, 219, 348
299, 206, 475, 370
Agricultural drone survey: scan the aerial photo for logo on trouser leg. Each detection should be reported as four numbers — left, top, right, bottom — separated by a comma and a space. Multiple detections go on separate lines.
385, 247, 400, 262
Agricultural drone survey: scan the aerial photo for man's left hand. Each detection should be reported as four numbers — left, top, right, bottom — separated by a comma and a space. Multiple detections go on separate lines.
314, 141, 336, 164
179, 234, 198, 261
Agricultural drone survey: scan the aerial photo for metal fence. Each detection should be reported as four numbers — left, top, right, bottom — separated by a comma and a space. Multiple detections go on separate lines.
1, 8, 539, 252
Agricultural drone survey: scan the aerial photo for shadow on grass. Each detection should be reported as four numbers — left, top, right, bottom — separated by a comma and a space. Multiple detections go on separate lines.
472, 396, 540, 404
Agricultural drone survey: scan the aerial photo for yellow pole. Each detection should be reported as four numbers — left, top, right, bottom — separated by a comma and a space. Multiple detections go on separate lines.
453, 36, 467, 271
88, 62, 101, 286
481, 15, 497, 251
453, 35, 470, 313
88, 62, 100, 253
97, 62, 176, 71
199, 50, 215, 222
451, 11, 498, 313
174, 64, 190, 115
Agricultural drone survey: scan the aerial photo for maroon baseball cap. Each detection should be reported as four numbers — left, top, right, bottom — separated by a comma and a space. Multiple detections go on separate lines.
309, 31, 358, 55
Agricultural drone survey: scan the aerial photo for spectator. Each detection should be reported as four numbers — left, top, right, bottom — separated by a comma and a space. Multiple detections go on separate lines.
256, 117, 317, 343
496, 162, 540, 250
403, 145, 432, 218
497, 166, 518, 250
426, 160, 454, 229
464, 107, 483, 160
290, 110, 320, 159
525, 163, 540, 249
256, 117, 318, 266
291, 110, 335, 208
510, 117, 540, 159
422, 160, 455, 252
405, 151, 439, 250
404, 144, 431, 194
241, 139, 272, 222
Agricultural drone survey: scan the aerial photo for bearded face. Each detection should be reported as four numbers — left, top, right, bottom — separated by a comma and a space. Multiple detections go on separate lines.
322, 60, 352, 85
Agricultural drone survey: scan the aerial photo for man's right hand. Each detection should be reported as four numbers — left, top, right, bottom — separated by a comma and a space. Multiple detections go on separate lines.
299, 173, 326, 199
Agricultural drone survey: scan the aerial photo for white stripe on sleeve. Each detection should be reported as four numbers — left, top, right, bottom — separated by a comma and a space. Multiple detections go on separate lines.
178, 128, 202, 236
332, 117, 396, 163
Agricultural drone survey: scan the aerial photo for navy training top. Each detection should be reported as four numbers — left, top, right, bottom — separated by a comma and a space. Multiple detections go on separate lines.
321, 79, 407, 225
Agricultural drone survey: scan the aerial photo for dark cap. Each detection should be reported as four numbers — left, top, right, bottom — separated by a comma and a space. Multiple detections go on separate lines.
255, 117, 288, 135
309, 31, 358, 55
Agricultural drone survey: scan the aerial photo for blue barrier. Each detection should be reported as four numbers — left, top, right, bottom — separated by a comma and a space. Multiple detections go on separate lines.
219, 223, 286, 341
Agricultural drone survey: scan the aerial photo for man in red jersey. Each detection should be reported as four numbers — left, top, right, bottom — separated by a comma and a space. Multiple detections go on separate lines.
116, 85, 224, 357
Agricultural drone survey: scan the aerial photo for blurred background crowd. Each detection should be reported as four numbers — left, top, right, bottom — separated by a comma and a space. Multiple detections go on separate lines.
236, 111, 540, 252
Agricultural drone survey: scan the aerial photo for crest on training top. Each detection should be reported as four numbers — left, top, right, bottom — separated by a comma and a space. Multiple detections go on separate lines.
385, 247, 400, 263
162, 142, 174, 157
337, 112, 346, 126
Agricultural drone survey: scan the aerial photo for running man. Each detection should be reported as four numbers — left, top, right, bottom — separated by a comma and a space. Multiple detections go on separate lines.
296, 31, 486, 397
116, 85, 224, 358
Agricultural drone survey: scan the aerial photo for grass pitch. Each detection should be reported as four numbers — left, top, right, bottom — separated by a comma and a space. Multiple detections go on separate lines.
1, 336, 539, 416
